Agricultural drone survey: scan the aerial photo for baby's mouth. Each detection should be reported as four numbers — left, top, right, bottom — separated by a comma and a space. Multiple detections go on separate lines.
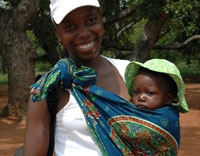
136, 103, 148, 109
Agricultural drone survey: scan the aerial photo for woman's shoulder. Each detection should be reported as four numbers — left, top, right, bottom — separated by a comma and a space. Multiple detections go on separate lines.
103, 56, 130, 65
102, 56, 130, 80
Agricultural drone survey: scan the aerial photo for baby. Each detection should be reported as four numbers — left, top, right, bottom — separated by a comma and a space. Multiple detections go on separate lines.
125, 58, 189, 112
131, 67, 177, 109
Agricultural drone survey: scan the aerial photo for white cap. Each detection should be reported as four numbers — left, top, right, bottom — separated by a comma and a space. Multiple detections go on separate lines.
50, 0, 100, 24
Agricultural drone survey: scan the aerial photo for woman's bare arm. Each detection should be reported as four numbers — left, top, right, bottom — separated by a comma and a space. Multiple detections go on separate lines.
24, 99, 50, 156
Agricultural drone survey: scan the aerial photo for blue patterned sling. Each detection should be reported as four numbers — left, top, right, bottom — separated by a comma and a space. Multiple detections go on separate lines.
30, 58, 180, 156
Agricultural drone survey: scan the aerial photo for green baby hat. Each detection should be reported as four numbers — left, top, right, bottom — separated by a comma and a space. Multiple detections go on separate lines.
125, 58, 189, 113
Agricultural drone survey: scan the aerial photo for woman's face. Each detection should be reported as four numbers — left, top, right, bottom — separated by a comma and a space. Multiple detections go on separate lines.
55, 6, 104, 63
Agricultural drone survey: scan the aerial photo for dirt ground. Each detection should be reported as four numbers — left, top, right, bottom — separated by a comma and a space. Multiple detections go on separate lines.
0, 84, 200, 156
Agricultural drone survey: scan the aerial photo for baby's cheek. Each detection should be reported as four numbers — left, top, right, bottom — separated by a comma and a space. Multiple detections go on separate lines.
132, 97, 137, 105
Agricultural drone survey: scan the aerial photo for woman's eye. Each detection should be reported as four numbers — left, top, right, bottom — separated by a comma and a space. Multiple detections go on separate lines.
87, 18, 97, 25
64, 24, 75, 31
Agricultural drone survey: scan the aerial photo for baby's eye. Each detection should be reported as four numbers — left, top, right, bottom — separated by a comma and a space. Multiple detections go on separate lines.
133, 90, 139, 94
147, 91, 154, 95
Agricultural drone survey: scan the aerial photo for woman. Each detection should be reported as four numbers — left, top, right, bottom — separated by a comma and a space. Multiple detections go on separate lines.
24, 0, 188, 155
24, 0, 131, 155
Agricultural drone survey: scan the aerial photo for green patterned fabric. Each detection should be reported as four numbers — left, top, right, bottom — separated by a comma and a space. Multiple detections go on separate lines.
30, 58, 181, 155
125, 59, 189, 113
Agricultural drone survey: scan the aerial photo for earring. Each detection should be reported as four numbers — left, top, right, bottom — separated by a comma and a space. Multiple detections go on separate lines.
58, 42, 62, 46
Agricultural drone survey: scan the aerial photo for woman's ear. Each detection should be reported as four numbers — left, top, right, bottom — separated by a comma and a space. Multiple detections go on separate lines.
54, 26, 61, 42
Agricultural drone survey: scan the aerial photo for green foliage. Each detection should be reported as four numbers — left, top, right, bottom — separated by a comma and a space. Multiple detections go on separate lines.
177, 61, 200, 77
26, 30, 38, 48
0, 74, 8, 84
4, 0, 21, 7
27, 0, 58, 57
164, 0, 200, 36
100, 0, 121, 16
102, 50, 116, 58
119, 19, 146, 45
35, 61, 52, 72
8, 0, 198, 74
149, 0, 200, 66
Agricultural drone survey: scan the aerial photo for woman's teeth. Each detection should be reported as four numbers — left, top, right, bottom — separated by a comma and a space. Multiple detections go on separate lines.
78, 41, 94, 49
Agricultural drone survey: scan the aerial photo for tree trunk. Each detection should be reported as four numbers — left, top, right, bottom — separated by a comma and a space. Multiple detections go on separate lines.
131, 13, 169, 62
0, 0, 39, 119
2, 33, 35, 118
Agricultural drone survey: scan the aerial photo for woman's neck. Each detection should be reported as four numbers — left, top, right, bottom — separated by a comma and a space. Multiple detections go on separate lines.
70, 55, 104, 70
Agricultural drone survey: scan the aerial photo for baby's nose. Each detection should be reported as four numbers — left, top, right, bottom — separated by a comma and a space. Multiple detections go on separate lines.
138, 94, 145, 101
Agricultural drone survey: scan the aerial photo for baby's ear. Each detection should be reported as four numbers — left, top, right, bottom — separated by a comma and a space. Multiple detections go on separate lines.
173, 96, 179, 103
166, 93, 177, 105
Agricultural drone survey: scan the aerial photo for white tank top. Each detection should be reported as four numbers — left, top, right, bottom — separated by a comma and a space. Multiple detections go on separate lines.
54, 58, 130, 156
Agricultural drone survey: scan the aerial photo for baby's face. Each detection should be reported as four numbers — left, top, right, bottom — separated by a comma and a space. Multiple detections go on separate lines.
132, 73, 168, 110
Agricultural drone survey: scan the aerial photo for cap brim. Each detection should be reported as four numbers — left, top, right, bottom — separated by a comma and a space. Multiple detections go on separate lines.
51, 0, 100, 24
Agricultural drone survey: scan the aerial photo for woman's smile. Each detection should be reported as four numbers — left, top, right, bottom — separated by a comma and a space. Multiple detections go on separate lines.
75, 40, 96, 51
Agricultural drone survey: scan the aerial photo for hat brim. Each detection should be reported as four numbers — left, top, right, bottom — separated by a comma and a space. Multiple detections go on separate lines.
50, 0, 100, 24
125, 60, 189, 113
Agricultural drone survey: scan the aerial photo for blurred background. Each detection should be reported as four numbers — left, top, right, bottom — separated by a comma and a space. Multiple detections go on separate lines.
0, 0, 200, 155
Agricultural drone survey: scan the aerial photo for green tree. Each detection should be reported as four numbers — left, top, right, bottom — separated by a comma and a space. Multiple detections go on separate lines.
101, 0, 200, 62
27, 0, 200, 63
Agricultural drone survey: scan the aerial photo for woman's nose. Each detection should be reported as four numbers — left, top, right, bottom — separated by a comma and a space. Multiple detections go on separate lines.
77, 26, 90, 40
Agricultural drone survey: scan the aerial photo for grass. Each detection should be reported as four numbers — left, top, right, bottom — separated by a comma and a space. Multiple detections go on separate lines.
0, 74, 8, 85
